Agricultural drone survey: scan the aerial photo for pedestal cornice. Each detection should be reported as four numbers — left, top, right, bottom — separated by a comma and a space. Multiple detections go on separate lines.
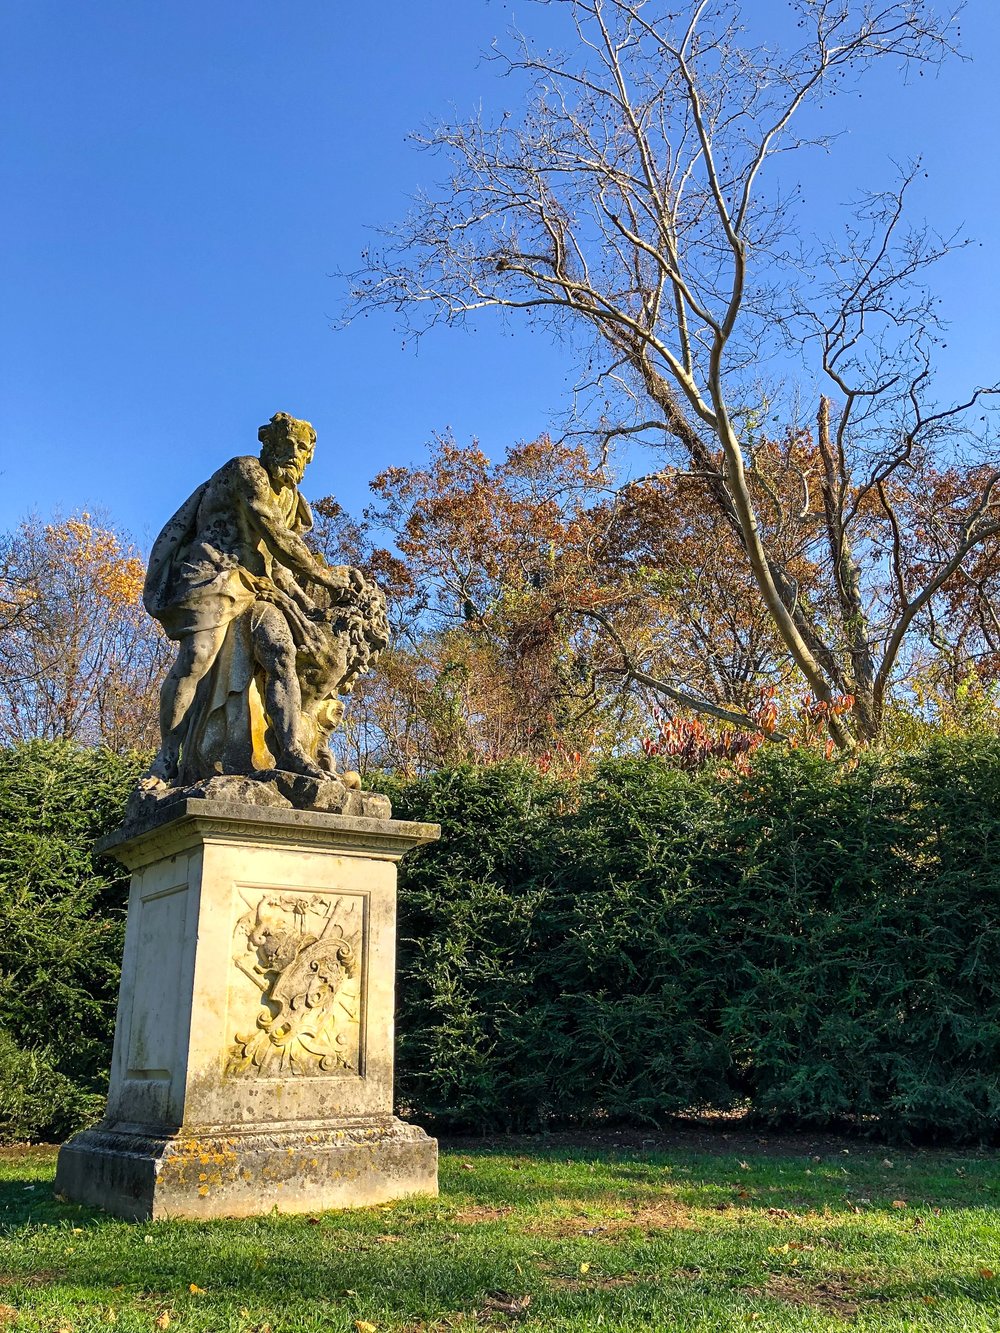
97, 798, 440, 870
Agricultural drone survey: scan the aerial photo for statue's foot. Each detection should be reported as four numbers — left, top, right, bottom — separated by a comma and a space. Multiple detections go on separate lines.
146, 748, 179, 784
274, 746, 329, 782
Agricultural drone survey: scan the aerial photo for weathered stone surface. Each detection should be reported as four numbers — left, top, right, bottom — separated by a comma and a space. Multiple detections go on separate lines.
140, 411, 391, 814
59, 800, 440, 1220
56, 1118, 437, 1222
122, 770, 392, 833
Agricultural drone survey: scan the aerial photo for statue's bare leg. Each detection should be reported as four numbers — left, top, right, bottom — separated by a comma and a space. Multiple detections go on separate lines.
251, 604, 326, 779
150, 627, 226, 781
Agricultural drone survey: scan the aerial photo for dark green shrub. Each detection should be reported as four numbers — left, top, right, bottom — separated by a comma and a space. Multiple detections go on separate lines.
387, 763, 561, 1130
5, 736, 1000, 1143
0, 740, 138, 1138
0, 1028, 104, 1144
392, 745, 1000, 1143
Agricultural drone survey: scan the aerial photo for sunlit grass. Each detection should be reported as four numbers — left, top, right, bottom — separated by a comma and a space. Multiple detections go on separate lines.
1, 1136, 998, 1330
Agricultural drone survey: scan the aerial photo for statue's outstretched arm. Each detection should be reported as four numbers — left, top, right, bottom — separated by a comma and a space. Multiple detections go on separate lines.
243, 477, 350, 597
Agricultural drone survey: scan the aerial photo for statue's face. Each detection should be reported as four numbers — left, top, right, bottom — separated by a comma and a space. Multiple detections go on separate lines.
263, 425, 315, 487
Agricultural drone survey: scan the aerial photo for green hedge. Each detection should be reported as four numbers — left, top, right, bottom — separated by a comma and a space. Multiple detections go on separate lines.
3, 738, 1000, 1143
389, 743, 1000, 1143
0, 741, 140, 1142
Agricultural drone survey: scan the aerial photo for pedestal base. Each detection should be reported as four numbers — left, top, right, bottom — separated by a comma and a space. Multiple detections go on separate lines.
55, 800, 440, 1221
56, 1115, 437, 1221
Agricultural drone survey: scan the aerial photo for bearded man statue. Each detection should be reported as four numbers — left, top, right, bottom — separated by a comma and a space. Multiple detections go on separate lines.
139, 412, 388, 815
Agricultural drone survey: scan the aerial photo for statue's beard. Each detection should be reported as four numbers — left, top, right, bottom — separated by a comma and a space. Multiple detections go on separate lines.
270, 461, 302, 489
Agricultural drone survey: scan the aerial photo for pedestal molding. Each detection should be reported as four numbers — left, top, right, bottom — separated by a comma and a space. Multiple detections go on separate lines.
98, 798, 439, 870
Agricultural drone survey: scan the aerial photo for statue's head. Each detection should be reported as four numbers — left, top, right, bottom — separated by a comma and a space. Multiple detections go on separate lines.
258, 412, 317, 487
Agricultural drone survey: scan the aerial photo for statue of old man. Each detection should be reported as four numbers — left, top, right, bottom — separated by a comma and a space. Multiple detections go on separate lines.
140, 412, 388, 815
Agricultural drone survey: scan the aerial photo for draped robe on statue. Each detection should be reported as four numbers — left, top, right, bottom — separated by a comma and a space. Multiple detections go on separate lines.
143, 457, 360, 785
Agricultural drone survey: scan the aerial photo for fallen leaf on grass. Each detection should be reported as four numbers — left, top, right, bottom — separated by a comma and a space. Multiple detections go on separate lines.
461, 1163, 475, 1171
579, 1262, 591, 1274
980, 1269, 996, 1280
306, 1217, 320, 1225
155, 1314, 171, 1330
891, 1200, 907, 1209
354, 1322, 377, 1333
188, 1284, 206, 1295
482, 1292, 532, 1317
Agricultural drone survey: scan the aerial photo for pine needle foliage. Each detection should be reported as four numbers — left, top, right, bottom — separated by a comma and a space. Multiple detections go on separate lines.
390, 742, 1000, 1143
0, 740, 139, 1141
3, 738, 1000, 1143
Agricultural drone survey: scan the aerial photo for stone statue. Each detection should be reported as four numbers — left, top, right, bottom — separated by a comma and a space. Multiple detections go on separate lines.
136, 412, 389, 817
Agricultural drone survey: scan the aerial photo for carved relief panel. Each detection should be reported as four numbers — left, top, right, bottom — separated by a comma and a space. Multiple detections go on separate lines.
226, 890, 364, 1079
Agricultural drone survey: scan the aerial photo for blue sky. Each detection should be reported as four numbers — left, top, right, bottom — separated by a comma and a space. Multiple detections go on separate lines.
1, 1, 997, 544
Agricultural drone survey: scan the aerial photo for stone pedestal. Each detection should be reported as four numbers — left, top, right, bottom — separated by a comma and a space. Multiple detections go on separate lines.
56, 800, 440, 1220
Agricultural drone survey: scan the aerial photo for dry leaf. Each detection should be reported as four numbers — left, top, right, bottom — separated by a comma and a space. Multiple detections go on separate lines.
921, 1296, 936, 1306
306, 1217, 320, 1225
188, 1284, 206, 1295
155, 1315, 171, 1331
462, 1162, 475, 1171
739, 1161, 750, 1170
980, 1269, 996, 1280
354, 1322, 377, 1333
482, 1292, 532, 1316
579, 1262, 591, 1274
891, 1199, 907, 1209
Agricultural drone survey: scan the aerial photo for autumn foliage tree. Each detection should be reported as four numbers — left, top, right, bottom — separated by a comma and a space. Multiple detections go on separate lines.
0, 514, 169, 751
348, 0, 999, 748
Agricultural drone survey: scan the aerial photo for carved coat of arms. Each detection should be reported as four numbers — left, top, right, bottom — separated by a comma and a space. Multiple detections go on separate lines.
227, 893, 362, 1078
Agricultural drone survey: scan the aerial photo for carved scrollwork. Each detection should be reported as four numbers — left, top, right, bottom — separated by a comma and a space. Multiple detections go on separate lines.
226, 891, 362, 1078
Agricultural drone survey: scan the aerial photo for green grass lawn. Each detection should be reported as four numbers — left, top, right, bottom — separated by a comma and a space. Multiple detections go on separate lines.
1, 1130, 999, 1331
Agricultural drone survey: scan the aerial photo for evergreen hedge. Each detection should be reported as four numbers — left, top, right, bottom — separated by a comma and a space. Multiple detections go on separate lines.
0, 741, 140, 1142
2, 737, 999, 1142
389, 742, 1000, 1144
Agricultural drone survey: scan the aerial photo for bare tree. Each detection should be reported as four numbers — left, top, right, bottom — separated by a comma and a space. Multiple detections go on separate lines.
346, 0, 998, 747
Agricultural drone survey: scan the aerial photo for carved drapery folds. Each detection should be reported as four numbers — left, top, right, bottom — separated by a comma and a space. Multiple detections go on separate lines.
132, 413, 391, 819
